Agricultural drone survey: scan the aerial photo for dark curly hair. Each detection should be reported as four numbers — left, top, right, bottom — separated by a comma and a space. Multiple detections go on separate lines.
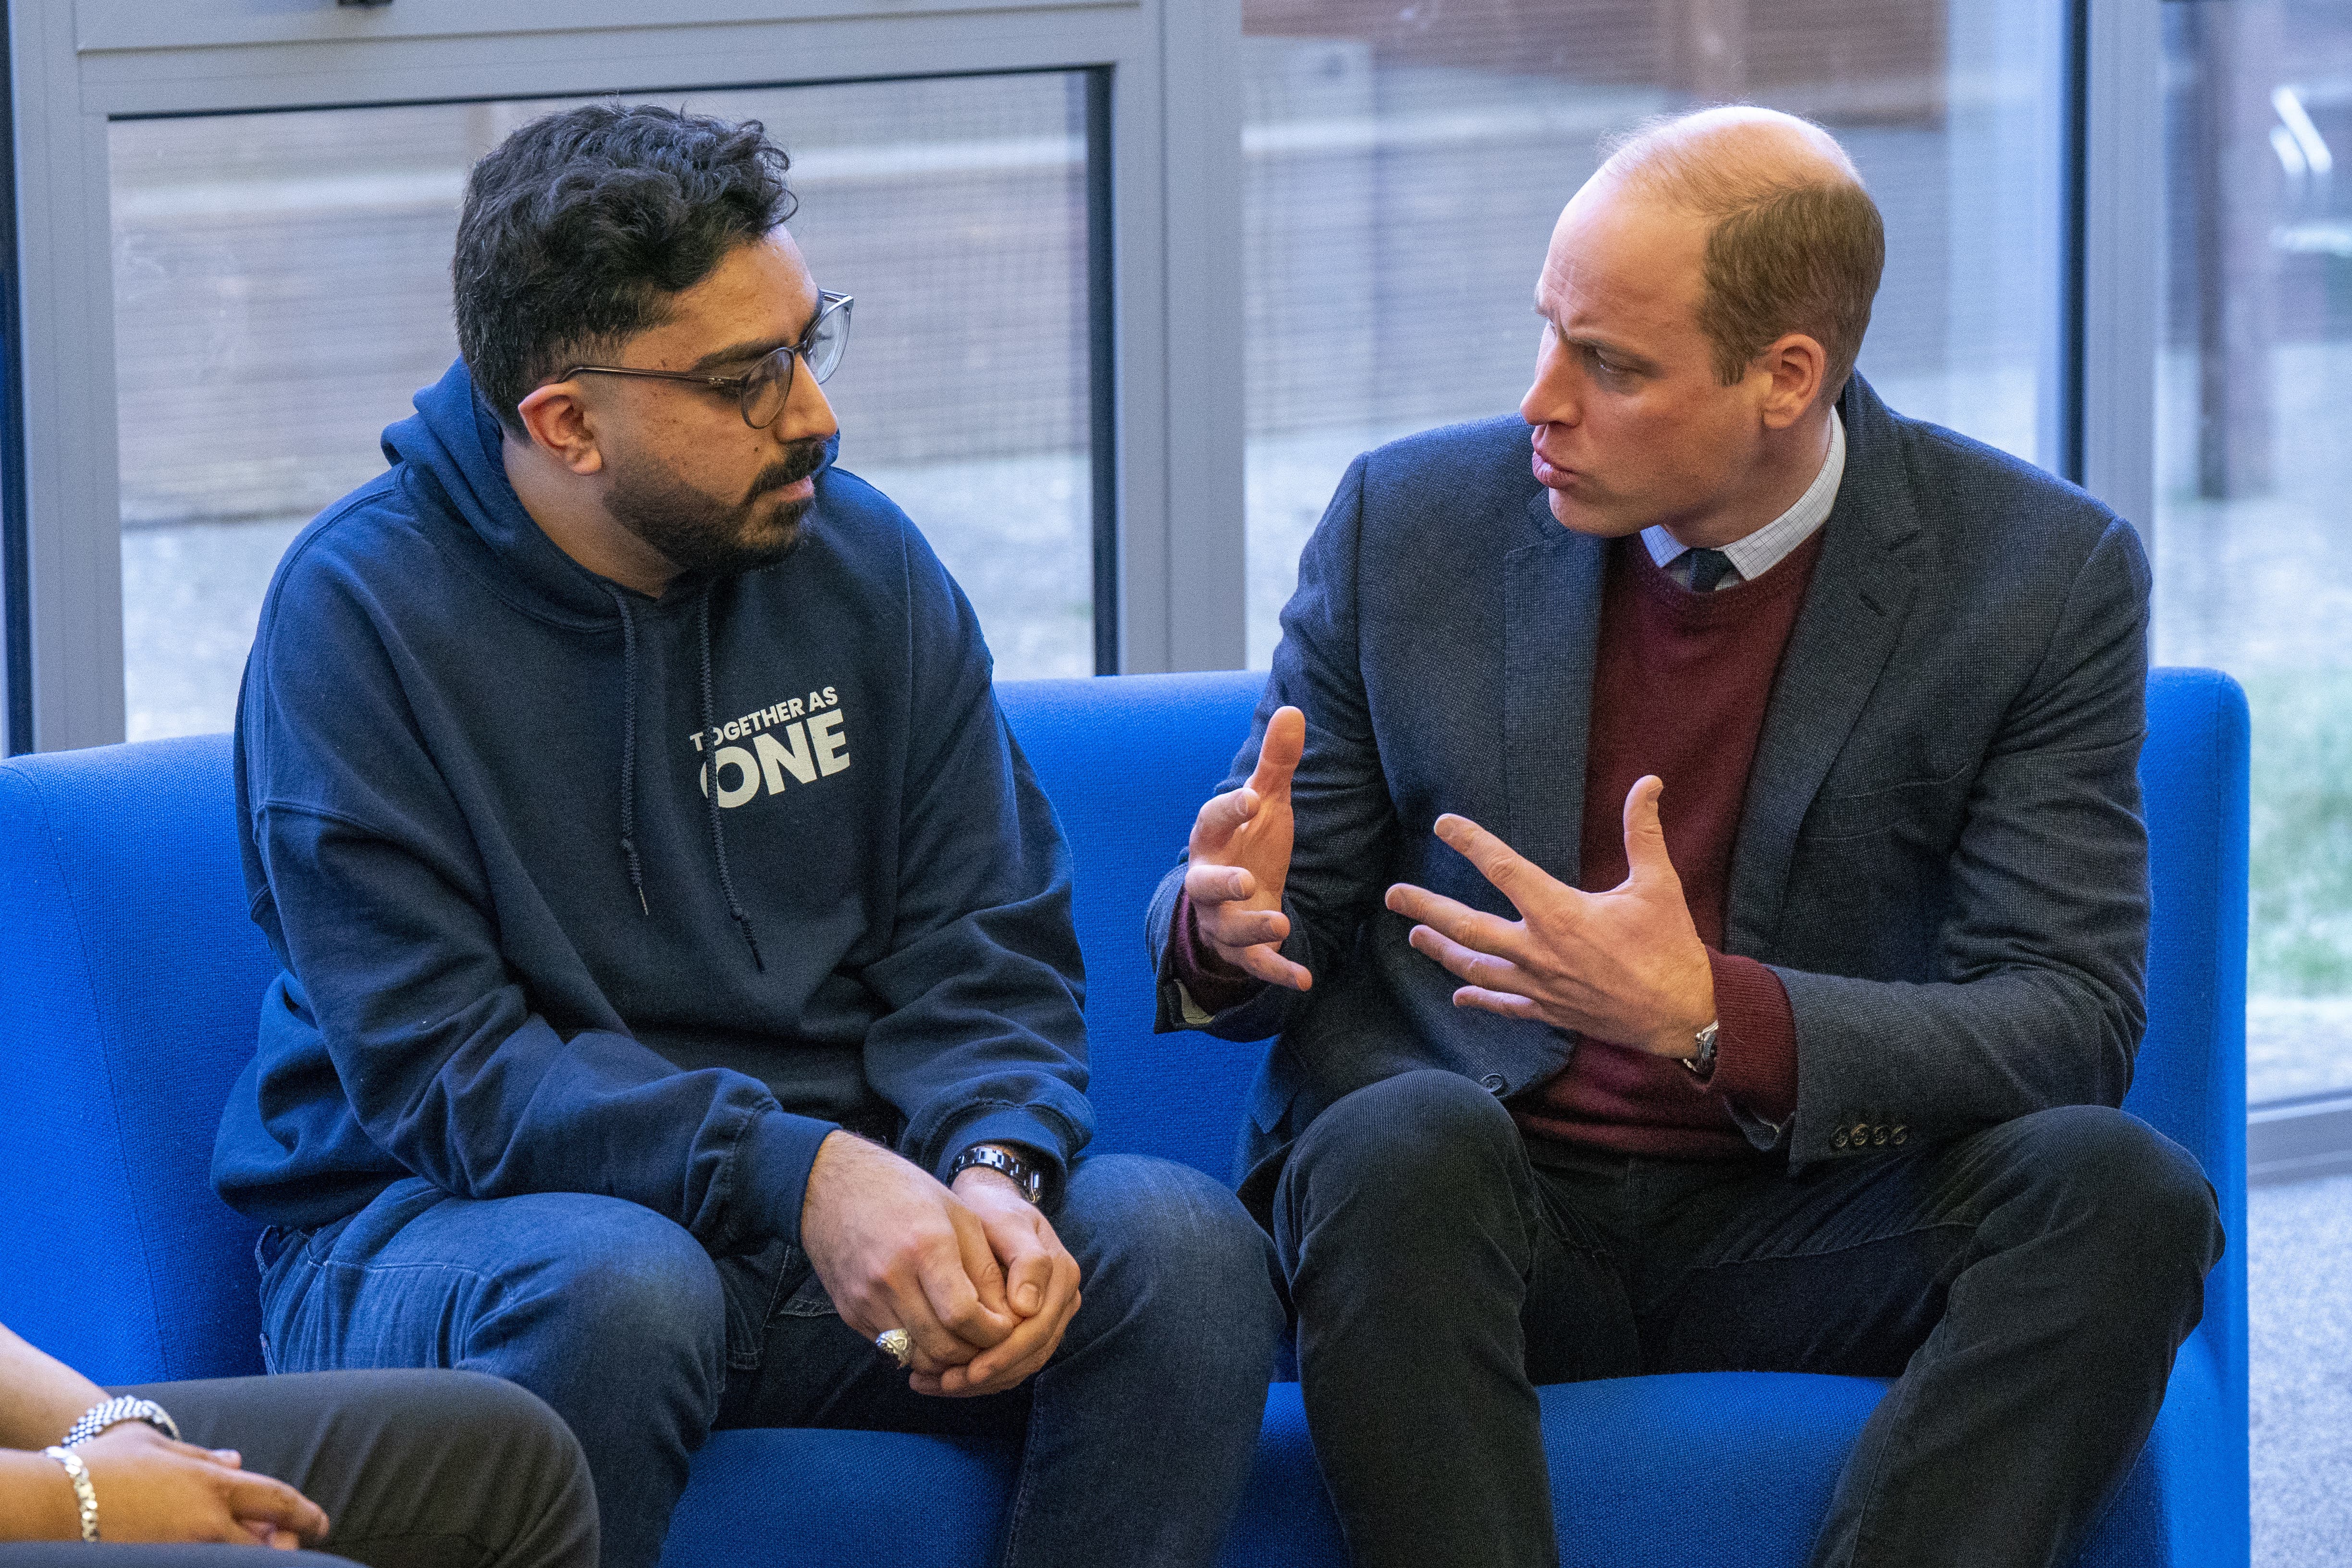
453, 103, 797, 431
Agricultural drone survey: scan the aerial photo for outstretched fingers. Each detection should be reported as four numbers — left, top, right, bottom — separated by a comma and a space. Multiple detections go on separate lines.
1226, 937, 1314, 991
1182, 855, 1261, 910
1429, 814, 1547, 911
1385, 881, 1526, 960
1187, 787, 1262, 862
1246, 705, 1306, 800
1402, 917, 1532, 995
1451, 986, 1545, 1022
1619, 775, 1680, 890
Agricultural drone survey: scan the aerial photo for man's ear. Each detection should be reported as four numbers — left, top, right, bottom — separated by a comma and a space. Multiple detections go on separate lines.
516, 382, 606, 476
1755, 332, 1828, 432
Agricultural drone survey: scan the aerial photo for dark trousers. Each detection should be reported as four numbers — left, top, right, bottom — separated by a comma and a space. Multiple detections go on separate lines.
1274, 1069, 2225, 1568
0, 1369, 595, 1568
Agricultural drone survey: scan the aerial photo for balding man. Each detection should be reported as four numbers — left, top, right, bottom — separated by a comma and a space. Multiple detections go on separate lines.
1149, 108, 2223, 1568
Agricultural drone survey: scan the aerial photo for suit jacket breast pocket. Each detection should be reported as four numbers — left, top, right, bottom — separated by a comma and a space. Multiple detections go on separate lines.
1804, 766, 1973, 846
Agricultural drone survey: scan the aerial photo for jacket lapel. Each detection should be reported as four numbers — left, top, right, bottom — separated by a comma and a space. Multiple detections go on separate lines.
1502, 493, 1609, 886
1726, 379, 1923, 955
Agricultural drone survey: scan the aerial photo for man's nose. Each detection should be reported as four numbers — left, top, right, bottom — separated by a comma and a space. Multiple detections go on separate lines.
776, 354, 840, 445
1520, 374, 1580, 433
1520, 334, 1578, 430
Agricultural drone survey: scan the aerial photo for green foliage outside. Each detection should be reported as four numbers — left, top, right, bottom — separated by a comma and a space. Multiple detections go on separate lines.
2242, 669, 2352, 998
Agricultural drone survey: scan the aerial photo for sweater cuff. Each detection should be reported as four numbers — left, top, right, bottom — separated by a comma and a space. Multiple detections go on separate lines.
1168, 889, 1266, 1017
739, 1107, 842, 1251
1703, 950, 1799, 1127
926, 1106, 1077, 1189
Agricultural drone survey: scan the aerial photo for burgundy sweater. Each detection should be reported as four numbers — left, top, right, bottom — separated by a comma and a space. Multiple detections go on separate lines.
1175, 528, 1821, 1159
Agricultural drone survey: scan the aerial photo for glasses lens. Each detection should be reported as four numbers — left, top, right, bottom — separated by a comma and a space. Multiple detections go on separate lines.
805, 297, 851, 385
740, 346, 793, 429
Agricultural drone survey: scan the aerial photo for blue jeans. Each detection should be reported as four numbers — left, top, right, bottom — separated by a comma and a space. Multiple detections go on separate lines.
257, 1153, 1286, 1568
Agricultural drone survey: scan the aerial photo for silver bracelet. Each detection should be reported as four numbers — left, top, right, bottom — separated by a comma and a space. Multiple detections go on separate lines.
41, 1446, 100, 1542
62, 1395, 179, 1448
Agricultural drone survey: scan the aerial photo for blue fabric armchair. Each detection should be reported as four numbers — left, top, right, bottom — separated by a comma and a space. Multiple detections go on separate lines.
0, 668, 2248, 1566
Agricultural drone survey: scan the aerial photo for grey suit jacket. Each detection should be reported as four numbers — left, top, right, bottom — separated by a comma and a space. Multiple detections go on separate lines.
1148, 376, 2152, 1197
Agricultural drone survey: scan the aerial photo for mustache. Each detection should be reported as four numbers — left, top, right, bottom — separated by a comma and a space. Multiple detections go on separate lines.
749, 440, 830, 500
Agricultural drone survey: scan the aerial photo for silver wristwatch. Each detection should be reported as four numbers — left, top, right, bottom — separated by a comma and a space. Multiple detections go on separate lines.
1676, 1020, 1722, 1080
949, 1142, 1047, 1204
62, 1395, 180, 1448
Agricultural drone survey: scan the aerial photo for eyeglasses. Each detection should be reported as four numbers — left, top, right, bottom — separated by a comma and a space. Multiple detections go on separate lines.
557, 291, 853, 430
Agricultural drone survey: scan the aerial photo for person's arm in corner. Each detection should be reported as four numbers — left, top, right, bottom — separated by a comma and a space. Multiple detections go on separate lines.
0, 1321, 327, 1547
1146, 453, 1404, 1039
0, 1450, 80, 1542
0, 1435, 328, 1548
231, 562, 833, 1260
0, 1322, 104, 1450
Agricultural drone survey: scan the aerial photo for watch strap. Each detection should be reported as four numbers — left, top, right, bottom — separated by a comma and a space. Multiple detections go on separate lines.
63, 1395, 179, 1449
950, 1143, 1045, 1204
1677, 1020, 1722, 1080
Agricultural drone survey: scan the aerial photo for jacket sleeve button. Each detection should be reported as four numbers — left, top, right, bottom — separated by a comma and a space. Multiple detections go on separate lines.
1480, 1073, 1508, 1095
1851, 1123, 1871, 1146
1891, 1125, 1907, 1146
1872, 1126, 1888, 1146
1832, 1129, 1850, 1149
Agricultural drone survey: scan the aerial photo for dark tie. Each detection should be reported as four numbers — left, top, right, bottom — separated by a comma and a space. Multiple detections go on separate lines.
1685, 547, 1736, 593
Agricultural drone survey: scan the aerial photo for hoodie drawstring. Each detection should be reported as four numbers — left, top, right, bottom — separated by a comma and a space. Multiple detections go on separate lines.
699, 590, 765, 972
609, 589, 650, 917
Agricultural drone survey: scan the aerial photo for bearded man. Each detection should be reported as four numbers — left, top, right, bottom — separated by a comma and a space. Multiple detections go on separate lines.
213, 104, 1283, 1568
1153, 107, 2222, 1568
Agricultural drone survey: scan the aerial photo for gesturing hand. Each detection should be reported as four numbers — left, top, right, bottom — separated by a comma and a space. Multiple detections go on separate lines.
930, 1168, 1082, 1398
1384, 776, 1716, 1057
1182, 704, 1312, 991
72, 1420, 328, 1549
800, 1132, 1022, 1391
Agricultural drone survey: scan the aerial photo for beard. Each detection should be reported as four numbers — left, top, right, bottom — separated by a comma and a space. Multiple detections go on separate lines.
603, 435, 829, 581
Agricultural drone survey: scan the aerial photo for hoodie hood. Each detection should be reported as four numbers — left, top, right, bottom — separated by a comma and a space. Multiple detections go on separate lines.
381, 358, 839, 624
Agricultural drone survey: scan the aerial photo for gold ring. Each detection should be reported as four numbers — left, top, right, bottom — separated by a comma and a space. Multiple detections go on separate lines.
874, 1328, 912, 1370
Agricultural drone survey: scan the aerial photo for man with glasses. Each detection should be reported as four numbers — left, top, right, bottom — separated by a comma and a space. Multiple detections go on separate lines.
214, 103, 1283, 1568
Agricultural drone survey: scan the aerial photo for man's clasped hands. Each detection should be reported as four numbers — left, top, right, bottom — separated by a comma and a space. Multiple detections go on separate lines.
800, 1133, 1082, 1397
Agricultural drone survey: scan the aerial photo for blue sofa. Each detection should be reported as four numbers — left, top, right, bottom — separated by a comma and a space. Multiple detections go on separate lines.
0, 667, 2248, 1567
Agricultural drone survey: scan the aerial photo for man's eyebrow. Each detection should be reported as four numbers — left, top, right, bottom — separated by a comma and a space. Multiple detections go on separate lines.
1534, 308, 1658, 370
686, 335, 794, 374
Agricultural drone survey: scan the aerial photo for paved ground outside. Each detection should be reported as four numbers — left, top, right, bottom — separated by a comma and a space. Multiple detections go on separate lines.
2252, 1170, 2352, 1567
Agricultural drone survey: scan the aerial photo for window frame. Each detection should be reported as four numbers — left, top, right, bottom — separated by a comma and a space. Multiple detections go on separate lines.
2, 0, 1248, 752
2, 0, 2162, 753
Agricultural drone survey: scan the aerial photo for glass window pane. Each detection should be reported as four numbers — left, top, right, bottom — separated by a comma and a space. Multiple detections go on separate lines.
1241, 0, 2067, 666
2154, 0, 2352, 1105
111, 74, 1096, 742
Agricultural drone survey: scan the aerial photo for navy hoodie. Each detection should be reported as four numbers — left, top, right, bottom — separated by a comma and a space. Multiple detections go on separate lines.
212, 361, 1092, 1255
